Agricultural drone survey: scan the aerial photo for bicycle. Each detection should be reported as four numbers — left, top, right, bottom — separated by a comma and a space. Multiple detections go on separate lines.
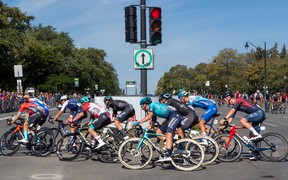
265, 100, 270, 113
214, 122, 288, 162
56, 122, 124, 162
118, 125, 205, 171
0, 117, 55, 157
271, 102, 279, 114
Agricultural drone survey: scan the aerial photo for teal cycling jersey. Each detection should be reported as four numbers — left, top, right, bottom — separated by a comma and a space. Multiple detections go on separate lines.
188, 95, 216, 110
148, 102, 175, 119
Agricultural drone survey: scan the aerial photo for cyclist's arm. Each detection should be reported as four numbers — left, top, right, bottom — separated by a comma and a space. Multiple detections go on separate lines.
138, 112, 153, 124
72, 111, 85, 122
11, 112, 21, 124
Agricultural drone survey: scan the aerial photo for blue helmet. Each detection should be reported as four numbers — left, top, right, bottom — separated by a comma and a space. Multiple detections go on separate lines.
140, 97, 152, 105
81, 96, 90, 103
103, 96, 113, 102
178, 91, 189, 99
159, 93, 172, 102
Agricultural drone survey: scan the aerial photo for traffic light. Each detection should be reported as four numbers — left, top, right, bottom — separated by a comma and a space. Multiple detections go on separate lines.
149, 7, 162, 45
124, 6, 137, 43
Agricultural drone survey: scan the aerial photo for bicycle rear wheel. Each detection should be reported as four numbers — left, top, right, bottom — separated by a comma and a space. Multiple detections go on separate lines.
56, 133, 84, 161
31, 128, 55, 157
0, 129, 21, 156
118, 137, 153, 170
193, 135, 219, 165
257, 132, 288, 162
215, 134, 243, 162
98, 133, 124, 163
171, 138, 204, 171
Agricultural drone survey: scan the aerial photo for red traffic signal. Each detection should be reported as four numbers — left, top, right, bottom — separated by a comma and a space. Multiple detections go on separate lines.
149, 7, 162, 45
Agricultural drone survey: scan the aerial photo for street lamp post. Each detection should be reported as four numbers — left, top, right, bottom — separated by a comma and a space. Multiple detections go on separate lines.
245, 41, 267, 99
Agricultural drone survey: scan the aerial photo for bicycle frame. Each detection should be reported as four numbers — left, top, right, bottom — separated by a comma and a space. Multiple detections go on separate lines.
137, 129, 165, 154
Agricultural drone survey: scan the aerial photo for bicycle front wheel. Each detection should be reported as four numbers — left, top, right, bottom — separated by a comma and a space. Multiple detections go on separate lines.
56, 133, 84, 161
171, 138, 204, 171
98, 133, 124, 163
0, 129, 21, 156
31, 128, 55, 157
257, 132, 288, 162
215, 134, 243, 162
118, 137, 153, 170
193, 135, 219, 165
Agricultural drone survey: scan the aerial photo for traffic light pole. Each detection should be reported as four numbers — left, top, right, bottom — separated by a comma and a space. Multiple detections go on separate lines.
140, 0, 147, 96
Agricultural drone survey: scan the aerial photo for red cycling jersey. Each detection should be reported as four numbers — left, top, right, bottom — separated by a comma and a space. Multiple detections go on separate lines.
82, 102, 109, 119
18, 103, 43, 115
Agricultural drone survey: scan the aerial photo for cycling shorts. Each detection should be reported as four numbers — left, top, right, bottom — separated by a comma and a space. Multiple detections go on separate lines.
201, 105, 218, 123
89, 112, 111, 130
160, 111, 182, 134
179, 114, 199, 131
116, 104, 135, 123
244, 109, 265, 132
27, 110, 46, 126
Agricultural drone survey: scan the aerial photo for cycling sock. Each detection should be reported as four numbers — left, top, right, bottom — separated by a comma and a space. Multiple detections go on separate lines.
23, 130, 28, 140
95, 135, 104, 144
249, 127, 260, 136
166, 148, 172, 156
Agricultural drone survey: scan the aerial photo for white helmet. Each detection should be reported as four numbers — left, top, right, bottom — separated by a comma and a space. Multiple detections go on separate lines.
60, 95, 68, 101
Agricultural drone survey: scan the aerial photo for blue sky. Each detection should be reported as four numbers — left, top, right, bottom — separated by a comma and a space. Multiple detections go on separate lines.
3, 0, 288, 95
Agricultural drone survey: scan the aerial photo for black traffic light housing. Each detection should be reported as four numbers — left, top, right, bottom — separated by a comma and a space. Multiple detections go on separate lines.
124, 6, 137, 43
149, 7, 162, 45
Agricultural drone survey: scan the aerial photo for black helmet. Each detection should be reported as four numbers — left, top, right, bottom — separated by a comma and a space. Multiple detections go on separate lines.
224, 91, 234, 98
19, 97, 28, 104
159, 93, 172, 102
104, 96, 113, 102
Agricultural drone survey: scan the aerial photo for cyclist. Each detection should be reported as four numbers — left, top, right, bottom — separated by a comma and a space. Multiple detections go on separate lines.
52, 95, 86, 133
178, 91, 218, 139
103, 96, 135, 139
71, 96, 110, 149
271, 92, 280, 112
254, 90, 263, 106
219, 91, 265, 140
279, 92, 287, 113
10, 98, 47, 143
264, 91, 271, 112
159, 93, 199, 139
132, 97, 183, 162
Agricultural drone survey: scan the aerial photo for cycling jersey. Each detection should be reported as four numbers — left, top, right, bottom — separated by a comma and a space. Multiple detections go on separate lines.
82, 102, 111, 130
165, 98, 198, 130
231, 97, 265, 124
106, 100, 135, 122
188, 95, 217, 122
148, 102, 182, 134
61, 99, 83, 117
28, 97, 49, 116
18, 103, 46, 125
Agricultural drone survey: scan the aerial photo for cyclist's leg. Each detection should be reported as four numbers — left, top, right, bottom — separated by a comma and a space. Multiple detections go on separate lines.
114, 108, 135, 136
89, 114, 110, 148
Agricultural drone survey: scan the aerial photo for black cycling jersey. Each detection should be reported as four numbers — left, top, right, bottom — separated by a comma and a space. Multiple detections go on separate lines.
165, 98, 195, 116
106, 100, 132, 117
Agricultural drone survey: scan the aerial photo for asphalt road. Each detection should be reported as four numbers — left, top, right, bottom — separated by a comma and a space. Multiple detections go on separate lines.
0, 106, 288, 180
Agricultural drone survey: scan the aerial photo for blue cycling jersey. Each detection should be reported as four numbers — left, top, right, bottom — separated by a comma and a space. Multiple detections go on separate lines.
188, 96, 216, 110
61, 99, 82, 117
30, 98, 49, 116
148, 102, 175, 118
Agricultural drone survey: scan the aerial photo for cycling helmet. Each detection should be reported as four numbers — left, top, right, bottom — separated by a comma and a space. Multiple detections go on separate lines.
19, 97, 28, 104
81, 96, 90, 103
224, 91, 234, 98
178, 91, 189, 99
140, 97, 152, 105
103, 96, 113, 102
60, 95, 68, 101
159, 93, 172, 102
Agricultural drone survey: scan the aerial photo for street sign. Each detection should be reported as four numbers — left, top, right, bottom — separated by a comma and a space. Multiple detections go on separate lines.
133, 49, 154, 70
14, 65, 23, 78
126, 81, 136, 87
74, 78, 79, 87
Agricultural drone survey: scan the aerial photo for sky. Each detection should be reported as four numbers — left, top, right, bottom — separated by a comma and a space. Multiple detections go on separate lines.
3, 0, 288, 95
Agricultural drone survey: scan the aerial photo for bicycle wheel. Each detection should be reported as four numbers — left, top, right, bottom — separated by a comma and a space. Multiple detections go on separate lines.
98, 133, 124, 163
31, 128, 55, 157
118, 137, 153, 170
0, 129, 21, 156
56, 133, 84, 161
257, 132, 288, 162
171, 138, 204, 171
215, 134, 243, 162
193, 135, 219, 165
